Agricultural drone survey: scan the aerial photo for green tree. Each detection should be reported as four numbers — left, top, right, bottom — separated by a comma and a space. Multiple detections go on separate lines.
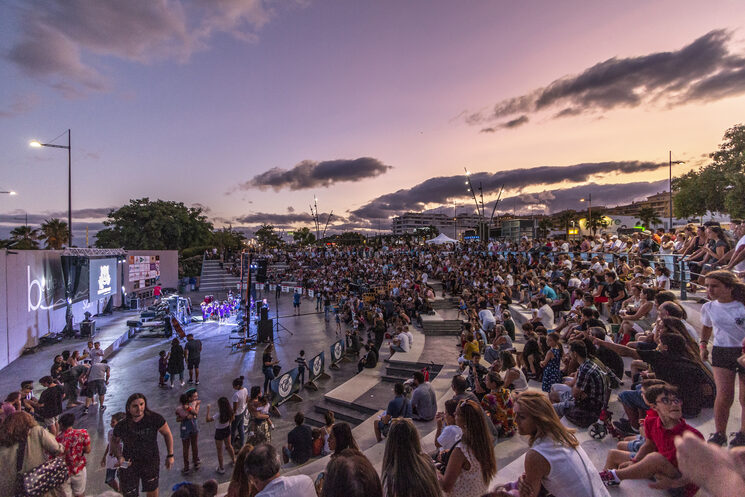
554, 210, 576, 237
10, 225, 40, 249
674, 124, 745, 218
537, 218, 553, 238
212, 227, 246, 257
585, 210, 609, 235
95, 198, 213, 250
337, 232, 366, 246
40, 218, 69, 249
292, 227, 316, 245
636, 207, 662, 229
255, 224, 281, 247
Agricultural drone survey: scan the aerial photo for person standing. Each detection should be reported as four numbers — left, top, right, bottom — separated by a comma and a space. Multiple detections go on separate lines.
37, 376, 65, 435
0, 411, 65, 497
293, 290, 302, 316
83, 359, 110, 415
176, 389, 201, 474
184, 334, 203, 385
700, 270, 745, 447
168, 338, 185, 388
262, 344, 279, 395
231, 376, 248, 449
205, 397, 236, 475
112, 393, 175, 497
56, 413, 91, 497
295, 350, 308, 389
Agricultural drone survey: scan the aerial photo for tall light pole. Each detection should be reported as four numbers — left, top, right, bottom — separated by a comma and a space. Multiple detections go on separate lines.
580, 193, 592, 235
30, 129, 72, 247
668, 152, 685, 232
0, 191, 17, 195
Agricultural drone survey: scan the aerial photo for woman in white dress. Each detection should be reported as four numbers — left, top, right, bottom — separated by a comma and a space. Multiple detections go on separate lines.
492, 391, 610, 497
439, 400, 497, 497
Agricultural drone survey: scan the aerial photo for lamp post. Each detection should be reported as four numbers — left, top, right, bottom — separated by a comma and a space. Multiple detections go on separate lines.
1, 191, 16, 195
30, 129, 72, 247
580, 193, 592, 235
668, 151, 685, 232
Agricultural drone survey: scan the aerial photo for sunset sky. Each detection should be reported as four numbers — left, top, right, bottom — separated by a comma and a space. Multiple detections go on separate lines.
2, 0, 745, 241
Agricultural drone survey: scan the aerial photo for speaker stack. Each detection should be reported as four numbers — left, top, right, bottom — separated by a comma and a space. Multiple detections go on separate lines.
258, 318, 274, 342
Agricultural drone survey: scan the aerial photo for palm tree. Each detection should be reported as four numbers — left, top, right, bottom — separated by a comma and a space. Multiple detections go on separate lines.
585, 210, 609, 235
10, 225, 41, 250
636, 207, 662, 230
537, 218, 553, 238
40, 218, 69, 249
554, 210, 576, 237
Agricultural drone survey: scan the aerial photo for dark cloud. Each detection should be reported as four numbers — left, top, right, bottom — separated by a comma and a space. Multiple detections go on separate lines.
0, 207, 115, 227
287, 206, 295, 213
238, 157, 392, 191
490, 180, 668, 215
480, 115, 529, 133
351, 160, 665, 220
466, 30, 745, 128
234, 211, 331, 225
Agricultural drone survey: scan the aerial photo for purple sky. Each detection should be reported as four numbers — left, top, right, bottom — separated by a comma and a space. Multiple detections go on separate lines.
2, 0, 745, 241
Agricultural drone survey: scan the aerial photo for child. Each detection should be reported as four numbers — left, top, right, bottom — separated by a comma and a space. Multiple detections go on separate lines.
295, 350, 308, 389
176, 390, 201, 474
256, 394, 274, 430
158, 350, 169, 387
334, 309, 341, 335
101, 411, 126, 492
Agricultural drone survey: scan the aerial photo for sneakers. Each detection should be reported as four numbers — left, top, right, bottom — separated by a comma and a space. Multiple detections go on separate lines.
81, 408, 89, 416
216, 466, 225, 475
181, 467, 190, 475
730, 432, 745, 447
599, 469, 620, 487
708, 432, 728, 446
195, 381, 200, 385
180, 381, 185, 386
188, 379, 194, 384
99, 405, 106, 412
613, 418, 639, 436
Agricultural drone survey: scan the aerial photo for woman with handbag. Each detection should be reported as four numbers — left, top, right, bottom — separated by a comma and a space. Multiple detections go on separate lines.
0, 411, 65, 497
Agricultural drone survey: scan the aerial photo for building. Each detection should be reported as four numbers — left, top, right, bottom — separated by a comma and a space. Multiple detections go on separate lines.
500, 219, 537, 241
391, 212, 481, 237
605, 191, 672, 219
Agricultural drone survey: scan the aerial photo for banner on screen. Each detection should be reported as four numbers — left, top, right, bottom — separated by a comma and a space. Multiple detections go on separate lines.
89, 258, 118, 300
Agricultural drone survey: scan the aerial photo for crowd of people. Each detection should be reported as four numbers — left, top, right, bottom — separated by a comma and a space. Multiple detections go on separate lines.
0, 219, 744, 497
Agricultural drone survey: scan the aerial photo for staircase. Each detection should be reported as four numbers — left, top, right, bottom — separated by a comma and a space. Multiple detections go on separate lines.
199, 259, 241, 293
421, 319, 462, 336
431, 297, 460, 310
305, 396, 380, 428
382, 361, 443, 383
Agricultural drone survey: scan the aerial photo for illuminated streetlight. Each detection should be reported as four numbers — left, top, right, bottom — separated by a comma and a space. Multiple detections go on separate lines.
1, 191, 16, 195
29, 130, 72, 247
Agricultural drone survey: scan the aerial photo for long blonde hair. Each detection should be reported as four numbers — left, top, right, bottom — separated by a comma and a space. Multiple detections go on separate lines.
516, 391, 578, 448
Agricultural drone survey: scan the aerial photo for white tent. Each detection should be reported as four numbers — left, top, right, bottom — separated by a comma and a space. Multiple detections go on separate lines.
425, 233, 458, 244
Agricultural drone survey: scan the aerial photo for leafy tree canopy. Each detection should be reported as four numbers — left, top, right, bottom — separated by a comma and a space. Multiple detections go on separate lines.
292, 227, 316, 246
636, 207, 662, 229
255, 224, 282, 247
10, 225, 40, 250
95, 198, 213, 251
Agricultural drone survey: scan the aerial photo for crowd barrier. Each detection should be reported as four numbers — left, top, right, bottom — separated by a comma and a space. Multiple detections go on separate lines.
269, 348, 333, 404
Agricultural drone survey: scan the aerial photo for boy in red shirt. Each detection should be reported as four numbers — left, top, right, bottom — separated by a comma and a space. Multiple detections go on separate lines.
599, 384, 703, 497
56, 413, 91, 497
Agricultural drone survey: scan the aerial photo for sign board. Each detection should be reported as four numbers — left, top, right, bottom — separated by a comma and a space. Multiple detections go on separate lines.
568, 228, 579, 235
308, 351, 325, 383
269, 284, 276, 291
294, 286, 303, 294
89, 258, 118, 300
270, 367, 300, 406
308, 289, 314, 298
330, 339, 345, 365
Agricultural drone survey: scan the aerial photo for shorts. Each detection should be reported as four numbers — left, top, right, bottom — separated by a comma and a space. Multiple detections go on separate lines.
215, 426, 230, 441
105, 468, 118, 483
42, 415, 58, 428
87, 379, 107, 397
119, 462, 159, 497
628, 436, 645, 456
711, 346, 745, 373
61, 467, 86, 497
187, 358, 200, 369
618, 387, 648, 411
180, 420, 199, 439
293, 302, 300, 308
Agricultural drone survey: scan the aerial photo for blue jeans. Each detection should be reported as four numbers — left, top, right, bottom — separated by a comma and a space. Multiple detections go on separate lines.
231, 412, 245, 448
263, 367, 275, 394
618, 386, 647, 411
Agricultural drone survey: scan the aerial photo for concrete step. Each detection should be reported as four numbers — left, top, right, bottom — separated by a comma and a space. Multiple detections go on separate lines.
309, 398, 378, 427
385, 364, 443, 378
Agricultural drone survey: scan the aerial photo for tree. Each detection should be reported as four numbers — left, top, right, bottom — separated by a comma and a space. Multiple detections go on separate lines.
40, 218, 69, 249
636, 207, 662, 229
553, 210, 576, 238
585, 210, 609, 235
674, 124, 745, 218
95, 198, 213, 250
292, 227, 316, 246
255, 224, 281, 247
212, 227, 246, 256
537, 218, 553, 238
10, 225, 40, 249
336, 232, 366, 246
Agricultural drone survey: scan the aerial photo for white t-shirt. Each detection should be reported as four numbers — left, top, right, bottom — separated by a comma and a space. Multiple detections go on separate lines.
437, 424, 462, 451
232, 387, 248, 415
701, 300, 745, 347
536, 304, 555, 330
735, 235, 745, 272
656, 275, 670, 290
106, 429, 121, 470
255, 475, 317, 497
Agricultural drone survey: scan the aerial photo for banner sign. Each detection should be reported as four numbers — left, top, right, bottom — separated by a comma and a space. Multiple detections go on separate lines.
269, 284, 276, 291
282, 285, 290, 293
270, 367, 299, 406
308, 289, 314, 298
255, 283, 265, 290
330, 339, 346, 365
294, 286, 303, 294
308, 351, 325, 383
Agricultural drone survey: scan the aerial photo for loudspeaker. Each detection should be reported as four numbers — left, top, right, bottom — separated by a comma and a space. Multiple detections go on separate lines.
258, 319, 273, 342
260, 306, 269, 321
79, 320, 96, 338
256, 260, 268, 283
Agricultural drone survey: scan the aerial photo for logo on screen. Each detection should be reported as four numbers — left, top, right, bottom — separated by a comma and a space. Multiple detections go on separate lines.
312, 357, 322, 376
98, 265, 112, 295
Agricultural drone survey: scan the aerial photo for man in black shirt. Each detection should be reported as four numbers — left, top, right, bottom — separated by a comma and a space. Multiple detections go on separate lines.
282, 412, 313, 465
112, 393, 174, 497
603, 271, 626, 324
37, 375, 65, 435
183, 334, 202, 385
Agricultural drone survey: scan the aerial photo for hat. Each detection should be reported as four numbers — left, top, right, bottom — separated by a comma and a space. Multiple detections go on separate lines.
611, 235, 618, 240
640, 231, 651, 237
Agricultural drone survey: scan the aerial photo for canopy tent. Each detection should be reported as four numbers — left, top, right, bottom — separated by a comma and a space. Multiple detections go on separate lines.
425, 233, 459, 244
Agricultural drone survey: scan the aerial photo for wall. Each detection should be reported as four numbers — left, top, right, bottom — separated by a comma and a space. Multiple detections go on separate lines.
123, 250, 178, 298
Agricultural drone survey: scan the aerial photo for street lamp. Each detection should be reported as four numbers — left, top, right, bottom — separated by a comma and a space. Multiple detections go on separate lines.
669, 151, 685, 232
29, 129, 72, 247
580, 193, 592, 235
1, 191, 16, 195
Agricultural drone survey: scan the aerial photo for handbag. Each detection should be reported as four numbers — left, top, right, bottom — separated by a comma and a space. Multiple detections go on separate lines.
15, 438, 69, 497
